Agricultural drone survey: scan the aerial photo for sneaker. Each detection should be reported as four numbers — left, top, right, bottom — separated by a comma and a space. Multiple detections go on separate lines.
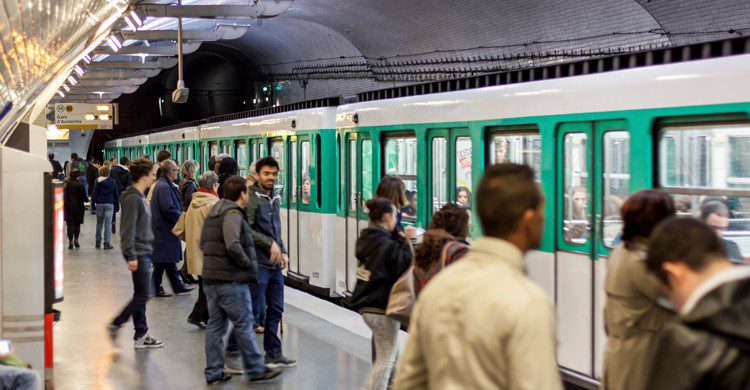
264, 354, 297, 368
224, 351, 243, 375
247, 367, 282, 382
187, 317, 206, 329
254, 326, 265, 334
174, 286, 195, 296
107, 323, 119, 345
95, 242, 101, 249
155, 290, 173, 298
134, 334, 164, 349
206, 372, 232, 385
103, 244, 114, 250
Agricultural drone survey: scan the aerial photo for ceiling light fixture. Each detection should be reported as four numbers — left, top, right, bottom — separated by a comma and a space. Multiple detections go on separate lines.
107, 36, 120, 53
130, 10, 143, 27
57, 91, 65, 98
67, 75, 78, 86
74, 65, 84, 77
123, 15, 137, 31
62, 83, 71, 92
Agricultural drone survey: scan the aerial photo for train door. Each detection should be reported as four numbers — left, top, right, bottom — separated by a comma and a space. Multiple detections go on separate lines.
235, 139, 248, 177
288, 137, 299, 275
556, 120, 629, 378
270, 139, 288, 269
342, 132, 372, 292
426, 129, 470, 227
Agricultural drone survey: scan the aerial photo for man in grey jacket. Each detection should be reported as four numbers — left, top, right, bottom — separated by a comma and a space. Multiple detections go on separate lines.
107, 158, 164, 349
200, 176, 281, 384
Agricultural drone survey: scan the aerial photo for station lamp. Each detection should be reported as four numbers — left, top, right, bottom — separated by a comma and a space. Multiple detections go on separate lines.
99, 114, 111, 121
84, 113, 96, 121
96, 105, 110, 111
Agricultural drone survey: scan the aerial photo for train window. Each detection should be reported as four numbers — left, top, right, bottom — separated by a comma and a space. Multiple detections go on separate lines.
602, 132, 630, 247
252, 143, 258, 162
563, 133, 590, 245
455, 136, 473, 211
270, 140, 285, 199
209, 141, 218, 159
187, 145, 193, 162
349, 139, 357, 213
236, 140, 247, 175
659, 123, 750, 259
221, 143, 229, 154
489, 133, 542, 180
316, 134, 322, 209
362, 139, 373, 208
301, 141, 311, 205
384, 136, 417, 221
431, 137, 448, 214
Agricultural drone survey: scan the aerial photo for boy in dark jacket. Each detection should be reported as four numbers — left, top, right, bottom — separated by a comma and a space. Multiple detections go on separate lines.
200, 176, 281, 384
107, 158, 164, 349
110, 156, 132, 193
645, 217, 750, 389
246, 157, 296, 368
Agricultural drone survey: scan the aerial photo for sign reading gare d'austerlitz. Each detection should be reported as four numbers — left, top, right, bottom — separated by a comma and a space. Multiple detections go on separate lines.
54, 103, 114, 130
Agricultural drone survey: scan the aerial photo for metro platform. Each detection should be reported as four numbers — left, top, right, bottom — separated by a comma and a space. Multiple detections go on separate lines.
51, 213, 374, 389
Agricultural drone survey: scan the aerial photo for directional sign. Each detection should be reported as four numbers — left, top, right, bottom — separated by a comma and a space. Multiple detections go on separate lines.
53, 103, 117, 130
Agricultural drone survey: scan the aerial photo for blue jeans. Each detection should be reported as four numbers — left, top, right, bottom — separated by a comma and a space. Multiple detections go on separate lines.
251, 265, 284, 357
95, 203, 114, 245
112, 256, 153, 339
204, 283, 265, 380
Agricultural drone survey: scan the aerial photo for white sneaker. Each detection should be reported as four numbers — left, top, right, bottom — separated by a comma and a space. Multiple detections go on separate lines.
134, 334, 164, 349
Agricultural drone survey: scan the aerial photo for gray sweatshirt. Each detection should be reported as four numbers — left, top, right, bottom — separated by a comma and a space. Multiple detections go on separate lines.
120, 186, 154, 261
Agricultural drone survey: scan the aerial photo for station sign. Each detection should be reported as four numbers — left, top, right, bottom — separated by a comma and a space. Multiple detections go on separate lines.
53, 103, 117, 130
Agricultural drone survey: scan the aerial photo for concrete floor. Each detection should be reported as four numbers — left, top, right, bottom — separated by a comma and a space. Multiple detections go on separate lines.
52, 213, 371, 389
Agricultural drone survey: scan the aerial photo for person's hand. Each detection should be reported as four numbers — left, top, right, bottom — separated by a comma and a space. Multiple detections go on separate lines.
398, 231, 408, 239
127, 260, 138, 271
280, 253, 289, 270
404, 226, 418, 239
270, 242, 282, 264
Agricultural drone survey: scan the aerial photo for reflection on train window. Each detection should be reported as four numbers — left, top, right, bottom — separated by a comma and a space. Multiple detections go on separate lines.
202, 144, 209, 171
602, 131, 630, 247
431, 137, 448, 214
455, 136, 472, 209
362, 139, 373, 209
270, 140, 285, 199
349, 139, 357, 213
209, 141, 218, 159
235, 140, 247, 175
385, 136, 418, 221
489, 133, 542, 180
564, 133, 590, 245
252, 143, 258, 163
660, 124, 750, 259
291, 140, 297, 203
301, 141, 311, 205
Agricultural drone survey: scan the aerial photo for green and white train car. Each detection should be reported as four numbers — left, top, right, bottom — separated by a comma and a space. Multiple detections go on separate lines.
105, 52, 750, 384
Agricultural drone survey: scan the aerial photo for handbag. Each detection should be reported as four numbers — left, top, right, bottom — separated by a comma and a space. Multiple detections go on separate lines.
385, 264, 415, 325
172, 212, 187, 241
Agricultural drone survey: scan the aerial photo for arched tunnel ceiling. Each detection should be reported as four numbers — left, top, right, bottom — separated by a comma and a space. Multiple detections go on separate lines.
218, 0, 750, 99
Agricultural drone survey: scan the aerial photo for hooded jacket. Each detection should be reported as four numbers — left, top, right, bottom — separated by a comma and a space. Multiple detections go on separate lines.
109, 164, 131, 193
200, 199, 258, 284
119, 186, 154, 261
348, 226, 412, 313
91, 176, 120, 212
246, 183, 287, 267
176, 190, 219, 276
647, 269, 750, 389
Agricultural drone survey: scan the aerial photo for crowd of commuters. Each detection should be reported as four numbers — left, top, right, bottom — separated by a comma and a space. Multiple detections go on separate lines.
57, 146, 750, 388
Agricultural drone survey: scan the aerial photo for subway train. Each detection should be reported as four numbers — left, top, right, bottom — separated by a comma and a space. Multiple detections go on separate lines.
105, 52, 750, 383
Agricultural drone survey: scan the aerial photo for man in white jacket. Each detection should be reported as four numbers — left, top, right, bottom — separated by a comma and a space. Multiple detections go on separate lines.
394, 163, 562, 390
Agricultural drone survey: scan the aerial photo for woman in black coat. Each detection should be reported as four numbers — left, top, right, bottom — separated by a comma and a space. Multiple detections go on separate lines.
64, 169, 88, 249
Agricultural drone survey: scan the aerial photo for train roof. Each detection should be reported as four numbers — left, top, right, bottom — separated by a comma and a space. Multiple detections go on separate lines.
149, 126, 200, 144
121, 134, 149, 147
336, 53, 750, 128
199, 107, 337, 139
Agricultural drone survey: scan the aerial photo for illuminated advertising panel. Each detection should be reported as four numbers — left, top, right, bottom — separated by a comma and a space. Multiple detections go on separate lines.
53, 184, 64, 301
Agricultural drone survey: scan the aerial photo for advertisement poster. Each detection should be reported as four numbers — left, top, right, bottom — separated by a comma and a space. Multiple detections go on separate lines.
54, 185, 64, 300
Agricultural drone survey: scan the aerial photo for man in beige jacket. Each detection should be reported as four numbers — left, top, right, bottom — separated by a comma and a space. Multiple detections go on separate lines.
173, 171, 220, 329
394, 164, 562, 390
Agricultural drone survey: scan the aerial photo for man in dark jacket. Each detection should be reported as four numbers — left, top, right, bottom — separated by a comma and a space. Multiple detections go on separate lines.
107, 158, 164, 349
48, 153, 63, 179
150, 160, 193, 297
200, 176, 281, 384
645, 217, 750, 389
110, 156, 132, 194
86, 159, 99, 202
246, 157, 296, 368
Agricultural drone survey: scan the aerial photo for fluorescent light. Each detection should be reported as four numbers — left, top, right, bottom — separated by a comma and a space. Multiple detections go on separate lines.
96, 105, 110, 111
107, 37, 120, 53
130, 10, 143, 27
74, 65, 84, 77
98, 114, 110, 121
57, 91, 65, 98
123, 15, 137, 31
62, 83, 71, 92
67, 75, 77, 85
84, 113, 96, 121
83, 54, 92, 64
111, 35, 122, 49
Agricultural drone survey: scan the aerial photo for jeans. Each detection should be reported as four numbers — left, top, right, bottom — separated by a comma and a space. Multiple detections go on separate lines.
112, 256, 153, 339
251, 266, 285, 357
95, 203, 114, 245
250, 283, 267, 328
204, 283, 265, 380
153, 263, 187, 293
0, 365, 39, 389
362, 313, 400, 390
